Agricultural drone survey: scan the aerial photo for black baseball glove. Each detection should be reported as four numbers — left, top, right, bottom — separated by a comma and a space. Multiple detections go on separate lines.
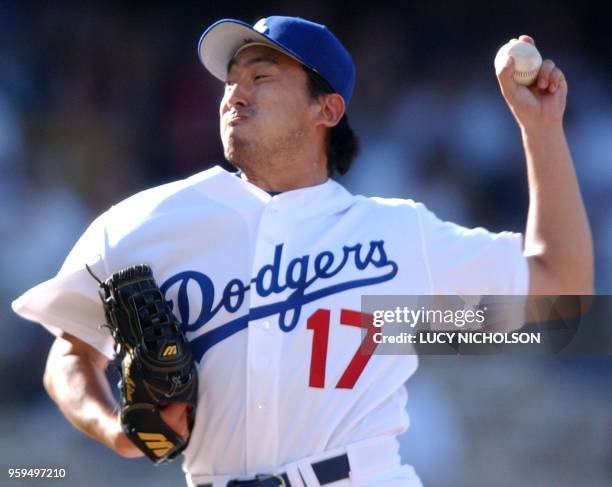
89, 264, 198, 464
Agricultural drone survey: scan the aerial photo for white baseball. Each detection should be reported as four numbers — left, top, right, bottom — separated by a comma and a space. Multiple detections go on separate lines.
494, 39, 543, 86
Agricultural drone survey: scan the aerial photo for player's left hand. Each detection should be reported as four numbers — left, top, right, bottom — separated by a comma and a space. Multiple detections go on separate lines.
496, 35, 567, 131
159, 402, 192, 440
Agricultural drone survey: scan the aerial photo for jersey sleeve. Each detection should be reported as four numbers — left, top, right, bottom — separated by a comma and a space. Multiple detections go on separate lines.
413, 202, 529, 295
11, 211, 115, 359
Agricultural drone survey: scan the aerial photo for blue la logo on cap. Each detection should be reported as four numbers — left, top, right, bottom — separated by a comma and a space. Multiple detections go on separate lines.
198, 15, 356, 106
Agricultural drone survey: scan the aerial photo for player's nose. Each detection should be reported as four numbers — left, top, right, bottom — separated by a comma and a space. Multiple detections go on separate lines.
223, 80, 250, 111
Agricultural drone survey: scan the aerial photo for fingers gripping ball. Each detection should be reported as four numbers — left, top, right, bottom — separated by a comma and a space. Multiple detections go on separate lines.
495, 39, 543, 86
88, 264, 198, 464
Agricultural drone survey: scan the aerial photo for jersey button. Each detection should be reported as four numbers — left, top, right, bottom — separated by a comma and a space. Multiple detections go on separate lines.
256, 401, 266, 410
262, 321, 271, 330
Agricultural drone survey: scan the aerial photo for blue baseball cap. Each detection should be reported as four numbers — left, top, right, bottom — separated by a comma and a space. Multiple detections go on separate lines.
198, 16, 356, 106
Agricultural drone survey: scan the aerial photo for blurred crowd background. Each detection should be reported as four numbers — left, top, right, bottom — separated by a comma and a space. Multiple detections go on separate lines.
1, 1, 611, 486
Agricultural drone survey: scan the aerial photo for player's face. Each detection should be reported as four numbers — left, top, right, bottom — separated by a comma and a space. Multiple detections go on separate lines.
219, 45, 315, 165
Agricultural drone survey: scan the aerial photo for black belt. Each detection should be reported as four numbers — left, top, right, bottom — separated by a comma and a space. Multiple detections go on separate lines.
197, 453, 350, 487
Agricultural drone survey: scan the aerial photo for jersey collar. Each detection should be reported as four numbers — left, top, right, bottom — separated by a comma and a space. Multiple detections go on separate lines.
224, 166, 355, 218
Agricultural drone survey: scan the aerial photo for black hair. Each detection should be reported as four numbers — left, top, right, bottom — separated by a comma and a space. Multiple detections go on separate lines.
303, 67, 360, 176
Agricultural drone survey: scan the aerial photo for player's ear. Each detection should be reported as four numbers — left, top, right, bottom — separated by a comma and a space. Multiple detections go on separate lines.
315, 93, 345, 128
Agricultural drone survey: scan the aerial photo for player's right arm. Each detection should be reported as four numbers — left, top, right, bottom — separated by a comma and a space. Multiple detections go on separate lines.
495, 36, 594, 295
43, 333, 144, 458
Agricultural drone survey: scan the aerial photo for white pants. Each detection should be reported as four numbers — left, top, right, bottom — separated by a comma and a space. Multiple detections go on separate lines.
185, 436, 423, 487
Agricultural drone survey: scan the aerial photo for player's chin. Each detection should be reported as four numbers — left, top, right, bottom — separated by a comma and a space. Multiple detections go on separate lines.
224, 124, 258, 146
222, 123, 250, 144
222, 133, 242, 154
223, 139, 247, 165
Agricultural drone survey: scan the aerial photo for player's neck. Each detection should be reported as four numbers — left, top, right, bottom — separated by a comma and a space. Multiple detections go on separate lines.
233, 154, 329, 193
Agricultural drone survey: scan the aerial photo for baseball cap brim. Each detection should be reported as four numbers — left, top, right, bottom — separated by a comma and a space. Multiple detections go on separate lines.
198, 19, 306, 82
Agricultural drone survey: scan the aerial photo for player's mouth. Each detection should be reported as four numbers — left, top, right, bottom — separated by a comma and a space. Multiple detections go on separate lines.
225, 110, 251, 127
228, 117, 247, 127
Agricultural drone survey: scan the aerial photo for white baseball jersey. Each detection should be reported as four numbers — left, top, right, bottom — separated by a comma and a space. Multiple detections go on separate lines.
12, 165, 528, 484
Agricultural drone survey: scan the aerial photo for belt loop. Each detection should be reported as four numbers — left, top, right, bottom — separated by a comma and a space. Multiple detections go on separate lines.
214, 478, 232, 487
284, 463, 305, 487
296, 459, 320, 487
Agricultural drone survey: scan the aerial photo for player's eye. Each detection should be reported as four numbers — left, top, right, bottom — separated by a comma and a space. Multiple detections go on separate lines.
254, 75, 269, 81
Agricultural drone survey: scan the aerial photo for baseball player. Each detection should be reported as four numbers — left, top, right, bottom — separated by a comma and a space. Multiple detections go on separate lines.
13, 15, 592, 487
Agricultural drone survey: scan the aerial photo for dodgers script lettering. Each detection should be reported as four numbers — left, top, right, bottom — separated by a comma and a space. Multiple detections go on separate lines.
160, 241, 397, 361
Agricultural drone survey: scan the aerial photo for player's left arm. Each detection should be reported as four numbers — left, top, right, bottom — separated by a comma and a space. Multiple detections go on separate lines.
496, 35, 594, 295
